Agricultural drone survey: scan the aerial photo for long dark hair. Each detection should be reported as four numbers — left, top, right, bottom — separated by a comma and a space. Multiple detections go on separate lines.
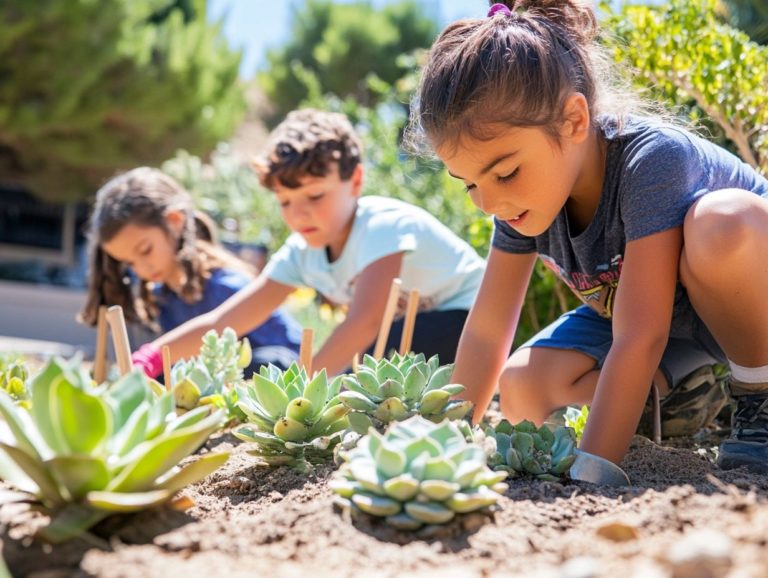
80, 167, 250, 330
410, 0, 638, 152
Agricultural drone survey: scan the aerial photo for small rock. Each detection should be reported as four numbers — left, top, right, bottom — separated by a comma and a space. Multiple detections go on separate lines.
663, 529, 732, 578
560, 556, 599, 578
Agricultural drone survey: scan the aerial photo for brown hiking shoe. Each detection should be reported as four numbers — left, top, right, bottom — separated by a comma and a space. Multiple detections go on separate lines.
637, 365, 729, 439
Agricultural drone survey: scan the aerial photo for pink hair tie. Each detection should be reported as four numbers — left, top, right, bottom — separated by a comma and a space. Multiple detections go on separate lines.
488, 3, 512, 17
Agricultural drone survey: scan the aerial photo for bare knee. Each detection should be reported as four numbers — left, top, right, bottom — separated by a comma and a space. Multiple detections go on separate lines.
498, 363, 549, 421
681, 190, 766, 283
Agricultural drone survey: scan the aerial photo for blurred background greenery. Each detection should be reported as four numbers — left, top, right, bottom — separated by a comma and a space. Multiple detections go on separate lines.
1, 0, 766, 347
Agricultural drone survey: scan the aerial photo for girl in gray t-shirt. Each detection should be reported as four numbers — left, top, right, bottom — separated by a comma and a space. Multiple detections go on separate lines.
412, 0, 768, 482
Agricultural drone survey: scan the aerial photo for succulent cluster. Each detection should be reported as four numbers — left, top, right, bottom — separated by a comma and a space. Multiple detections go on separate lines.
484, 420, 577, 482
339, 353, 473, 434
332, 415, 507, 530
170, 328, 252, 418
0, 355, 30, 409
234, 363, 349, 470
0, 357, 228, 542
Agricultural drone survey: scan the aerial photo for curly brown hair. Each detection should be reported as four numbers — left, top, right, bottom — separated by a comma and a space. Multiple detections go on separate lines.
79, 167, 250, 331
253, 109, 363, 189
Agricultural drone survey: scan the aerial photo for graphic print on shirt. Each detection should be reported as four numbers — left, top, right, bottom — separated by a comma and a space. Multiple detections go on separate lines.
540, 254, 624, 318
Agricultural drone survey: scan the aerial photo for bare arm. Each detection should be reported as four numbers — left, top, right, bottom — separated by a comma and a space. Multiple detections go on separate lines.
151, 274, 295, 363
313, 252, 405, 376
580, 227, 682, 464
451, 248, 537, 424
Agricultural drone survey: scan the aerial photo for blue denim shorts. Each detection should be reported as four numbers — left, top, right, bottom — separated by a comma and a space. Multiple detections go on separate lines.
517, 305, 726, 388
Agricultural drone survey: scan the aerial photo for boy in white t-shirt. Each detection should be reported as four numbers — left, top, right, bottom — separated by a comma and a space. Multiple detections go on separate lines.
132, 109, 485, 376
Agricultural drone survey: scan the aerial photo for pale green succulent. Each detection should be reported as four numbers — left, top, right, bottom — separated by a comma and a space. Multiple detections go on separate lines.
233, 362, 349, 470
563, 405, 589, 442
0, 354, 30, 409
0, 357, 228, 542
170, 327, 252, 419
485, 420, 577, 482
331, 415, 508, 530
339, 353, 473, 435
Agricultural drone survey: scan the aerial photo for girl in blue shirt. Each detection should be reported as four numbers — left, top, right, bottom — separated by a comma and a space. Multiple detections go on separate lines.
80, 167, 301, 375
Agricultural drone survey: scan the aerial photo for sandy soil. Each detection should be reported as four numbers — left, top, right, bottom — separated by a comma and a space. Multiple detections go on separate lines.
4, 422, 768, 578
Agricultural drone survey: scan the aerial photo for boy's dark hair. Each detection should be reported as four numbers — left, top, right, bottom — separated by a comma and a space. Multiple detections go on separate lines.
254, 109, 363, 189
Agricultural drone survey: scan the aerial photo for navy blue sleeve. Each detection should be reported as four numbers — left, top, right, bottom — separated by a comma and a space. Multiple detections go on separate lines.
619, 127, 706, 241
491, 217, 537, 253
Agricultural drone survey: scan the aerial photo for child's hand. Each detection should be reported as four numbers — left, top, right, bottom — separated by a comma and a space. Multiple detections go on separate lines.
131, 343, 163, 378
569, 449, 630, 486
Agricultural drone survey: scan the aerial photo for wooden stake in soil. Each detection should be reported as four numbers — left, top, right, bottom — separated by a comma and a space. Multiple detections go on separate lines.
399, 289, 420, 356
373, 277, 402, 359
106, 305, 133, 376
92, 305, 109, 383
300, 328, 314, 376
162, 345, 172, 391
351, 353, 359, 373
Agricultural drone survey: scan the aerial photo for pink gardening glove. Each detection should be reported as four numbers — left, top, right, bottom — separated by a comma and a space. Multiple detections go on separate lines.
131, 343, 163, 378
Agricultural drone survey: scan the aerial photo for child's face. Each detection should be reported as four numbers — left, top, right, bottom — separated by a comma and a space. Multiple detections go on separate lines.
273, 164, 361, 259
102, 220, 182, 287
436, 123, 590, 238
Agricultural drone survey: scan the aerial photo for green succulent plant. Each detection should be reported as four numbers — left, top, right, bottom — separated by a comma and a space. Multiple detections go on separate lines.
233, 362, 349, 471
331, 415, 508, 531
0, 357, 228, 542
484, 420, 577, 482
170, 327, 252, 420
0, 355, 30, 409
339, 353, 473, 435
563, 405, 589, 443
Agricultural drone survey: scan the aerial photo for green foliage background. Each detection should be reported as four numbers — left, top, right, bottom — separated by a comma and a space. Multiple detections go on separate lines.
257, 0, 437, 126
0, 0, 245, 201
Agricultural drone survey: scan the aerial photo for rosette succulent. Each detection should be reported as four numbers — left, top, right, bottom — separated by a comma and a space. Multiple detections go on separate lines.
563, 405, 589, 442
331, 415, 508, 530
339, 353, 473, 434
170, 327, 252, 419
0, 355, 30, 409
0, 357, 228, 542
233, 362, 349, 470
485, 420, 577, 482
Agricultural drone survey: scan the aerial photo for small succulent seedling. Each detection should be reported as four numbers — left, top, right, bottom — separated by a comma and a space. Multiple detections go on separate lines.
234, 362, 349, 471
0, 357, 228, 542
0, 355, 30, 409
563, 405, 589, 442
339, 352, 473, 435
170, 327, 252, 420
331, 415, 508, 531
484, 420, 577, 482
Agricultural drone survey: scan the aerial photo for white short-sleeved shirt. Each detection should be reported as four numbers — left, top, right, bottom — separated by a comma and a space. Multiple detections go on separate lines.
262, 196, 485, 313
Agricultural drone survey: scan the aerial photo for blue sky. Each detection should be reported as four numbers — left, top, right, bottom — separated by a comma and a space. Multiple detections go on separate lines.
207, 0, 487, 79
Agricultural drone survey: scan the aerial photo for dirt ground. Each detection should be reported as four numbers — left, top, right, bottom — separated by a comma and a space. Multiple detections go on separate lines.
4, 420, 768, 578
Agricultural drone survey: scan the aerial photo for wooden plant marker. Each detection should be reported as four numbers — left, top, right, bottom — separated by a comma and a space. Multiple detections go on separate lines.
162, 345, 172, 391
351, 353, 359, 373
399, 289, 420, 356
106, 305, 133, 376
92, 305, 109, 383
373, 277, 402, 359
300, 327, 314, 376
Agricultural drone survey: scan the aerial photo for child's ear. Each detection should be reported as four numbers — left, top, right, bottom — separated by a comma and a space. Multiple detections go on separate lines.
165, 210, 185, 236
561, 92, 590, 144
350, 164, 364, 198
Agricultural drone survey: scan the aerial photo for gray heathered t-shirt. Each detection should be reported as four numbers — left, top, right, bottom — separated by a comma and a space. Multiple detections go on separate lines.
492, 116, 768, 338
